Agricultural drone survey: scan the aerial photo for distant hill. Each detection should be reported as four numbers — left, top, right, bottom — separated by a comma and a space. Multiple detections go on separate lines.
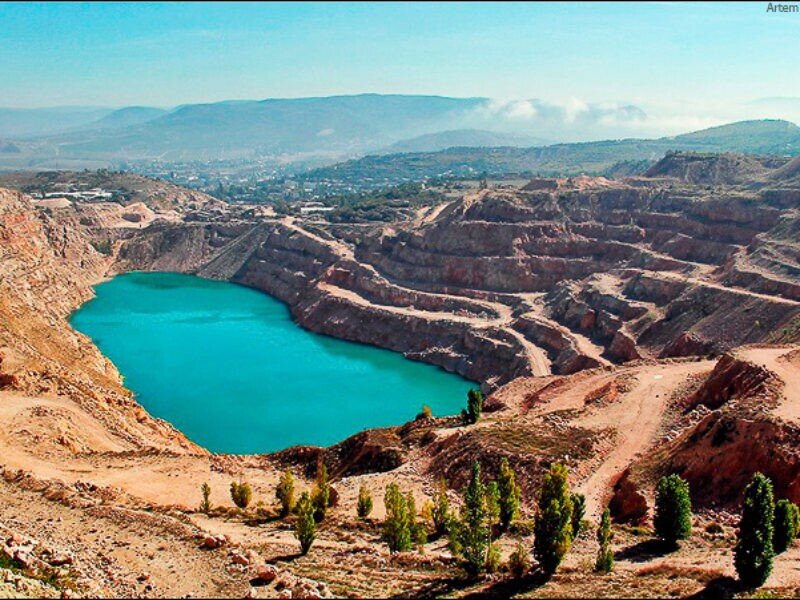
381, 129, 550, 154
0, 107, 113, 138
643, 151, 787, 185
670, 119, 800, 154
303, 120, 800, 186
81, 106, 169, 131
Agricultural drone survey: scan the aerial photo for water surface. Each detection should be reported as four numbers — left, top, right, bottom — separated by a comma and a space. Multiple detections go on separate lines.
70, 272, 473, 453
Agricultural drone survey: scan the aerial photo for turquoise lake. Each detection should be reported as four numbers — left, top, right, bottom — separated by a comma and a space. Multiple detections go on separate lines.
69, 272, 474, 454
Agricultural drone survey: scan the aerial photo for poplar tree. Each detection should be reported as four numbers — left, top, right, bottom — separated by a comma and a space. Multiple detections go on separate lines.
497, 457, 521, 531
774, 499, 800, 554
294, 492, 316, 555
276, 469, 295, 518
431, 477, 452, 536
654, 474, 692, 548
533, 463, 574, 575
453, 462, 490, 576
735, 472, 775, 587
383, 483, 413, 553
357, 485, 373, 519
595, 508, 614, 573
311, 463, 330, 522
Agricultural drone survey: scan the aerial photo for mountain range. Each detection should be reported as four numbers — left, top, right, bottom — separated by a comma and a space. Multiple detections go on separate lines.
1, 96, 799, 177
0, 94, 651, 167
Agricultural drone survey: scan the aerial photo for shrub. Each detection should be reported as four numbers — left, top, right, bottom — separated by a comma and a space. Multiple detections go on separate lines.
357, 485, 373, 519
294, 492, 316, 555
571, 492, 586, 537
383, 483, 413, 553
773, 499, 799, 554
406, 492, 428, 552
497, 457, 521, 531
533, 463, 574, 575
311, 463, 330, 522
705, 522, 725, 536
735, 472, 775, 587
230, 481, 252, 509
200, 482, 211, 514
431, 477, 452, 536
485, 542, 501, 574
595, 508, 614, 573
466, 389, 484, 424
654, 474, 692, 547
508, 541, 531, 579
417, 405, 433, 419
276, 470, 295, 518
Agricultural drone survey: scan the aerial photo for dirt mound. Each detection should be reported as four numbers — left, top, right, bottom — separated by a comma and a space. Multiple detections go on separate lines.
643, 151, 777, 185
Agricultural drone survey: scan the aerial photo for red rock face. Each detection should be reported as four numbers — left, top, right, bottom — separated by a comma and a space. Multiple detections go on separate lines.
666, 413, 800, 506
609, 469, 649, 524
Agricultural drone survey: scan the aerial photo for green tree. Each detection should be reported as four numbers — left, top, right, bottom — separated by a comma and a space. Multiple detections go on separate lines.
294, 492, 316, 555
357, 485, 373, 519
485, 481, 501, 530
533, 463, 574, 575
276, 470, 295, 518
383, 483, 413, 553
431, 477, 452, 536
200, 482, 211, 514
595, 508, 614, 573
654, 475, 692, 548
311, 463, 331, 522
230, 481, 252, 509
452, 462, 490, 576
773, 499, 799, 554
497, 457, 521, 531
571, 492, 586, 537
465, 389, 484, 424
735, 472, 775, 587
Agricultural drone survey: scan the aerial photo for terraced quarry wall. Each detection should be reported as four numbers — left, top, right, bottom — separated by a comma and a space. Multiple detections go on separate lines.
108, 170, 800, 391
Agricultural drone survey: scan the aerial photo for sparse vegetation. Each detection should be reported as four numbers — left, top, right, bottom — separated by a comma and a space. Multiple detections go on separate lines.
735, 472, 775, 587
229, 480, 252, 509
294, 491, 316, 555
90, 239, 112, 256
508, 541, 532, 579
276, 469, 295, 518
534, 463, 574, 575
357, 485, 373, 519
485, 542, 501, 574
654, 474, 692, 548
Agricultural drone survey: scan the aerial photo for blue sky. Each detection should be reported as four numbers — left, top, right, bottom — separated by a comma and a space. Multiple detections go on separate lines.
1, 2, 799, 131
